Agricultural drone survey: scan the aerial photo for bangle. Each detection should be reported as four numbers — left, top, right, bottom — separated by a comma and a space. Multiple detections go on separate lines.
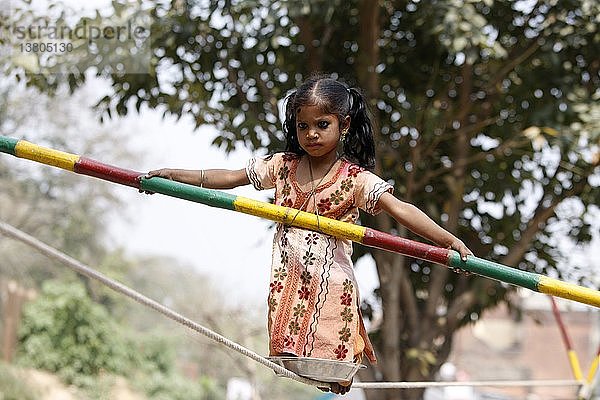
199, 170, 205, 188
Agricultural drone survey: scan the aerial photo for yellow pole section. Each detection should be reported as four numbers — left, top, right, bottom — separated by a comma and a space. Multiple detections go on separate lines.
14, 140, 79, 171
538, 276, 600, 309
233, 196, 366, 243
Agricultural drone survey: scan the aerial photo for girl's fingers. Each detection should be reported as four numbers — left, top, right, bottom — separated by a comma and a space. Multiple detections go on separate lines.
450, 240, 473, 261
145, 169, 168, 179
460, 247, 473, 261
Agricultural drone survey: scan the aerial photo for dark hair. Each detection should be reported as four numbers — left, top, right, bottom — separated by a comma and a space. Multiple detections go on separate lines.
283, 76, 376, 169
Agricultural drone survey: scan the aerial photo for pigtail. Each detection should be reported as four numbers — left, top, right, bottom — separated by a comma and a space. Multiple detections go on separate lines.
283, 90, 305, 155
343, 87, 376, 170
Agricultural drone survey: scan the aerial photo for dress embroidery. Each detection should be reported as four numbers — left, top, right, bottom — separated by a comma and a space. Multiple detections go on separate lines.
246, 153, 393, 364
335, 279, 354, 359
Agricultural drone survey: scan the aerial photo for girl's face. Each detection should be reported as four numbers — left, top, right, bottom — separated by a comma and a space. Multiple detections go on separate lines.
296, 105, 350, 160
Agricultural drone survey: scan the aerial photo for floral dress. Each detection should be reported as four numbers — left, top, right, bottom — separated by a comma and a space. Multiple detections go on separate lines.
246, 152, 393, 364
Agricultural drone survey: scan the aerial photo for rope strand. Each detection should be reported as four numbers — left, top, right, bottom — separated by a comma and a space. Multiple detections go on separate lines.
352, 379, 582, 389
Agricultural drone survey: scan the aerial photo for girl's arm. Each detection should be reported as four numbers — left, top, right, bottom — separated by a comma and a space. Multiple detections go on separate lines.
145, 168, 250, 189
377, 191, 472, 260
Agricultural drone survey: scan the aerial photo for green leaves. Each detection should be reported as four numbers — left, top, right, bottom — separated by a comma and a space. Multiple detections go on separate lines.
17, 280, 132, 383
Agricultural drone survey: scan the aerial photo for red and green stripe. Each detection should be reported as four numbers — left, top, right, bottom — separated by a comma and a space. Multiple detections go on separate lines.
2, 135, 599, 308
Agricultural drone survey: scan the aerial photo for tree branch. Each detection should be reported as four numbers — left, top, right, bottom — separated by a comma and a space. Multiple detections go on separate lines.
501, 167, 596, 267
415, 135, 529, 190
485, 40, 541, 92
423, 64, 473, 334
483, 3, 561, 95
295, 16, 321, 72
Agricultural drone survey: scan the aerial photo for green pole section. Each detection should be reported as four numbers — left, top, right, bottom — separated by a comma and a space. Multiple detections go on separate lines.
140, 177, 238, 211
448, 252, 539, 291
0, 136, 18, 155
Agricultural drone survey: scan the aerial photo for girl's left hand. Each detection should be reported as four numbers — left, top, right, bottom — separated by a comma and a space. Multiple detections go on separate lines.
450, 239, 473, 262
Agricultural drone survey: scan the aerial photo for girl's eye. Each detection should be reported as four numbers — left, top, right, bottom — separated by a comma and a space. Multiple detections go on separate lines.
318, 121, 330, 129
297, 122, 307, 130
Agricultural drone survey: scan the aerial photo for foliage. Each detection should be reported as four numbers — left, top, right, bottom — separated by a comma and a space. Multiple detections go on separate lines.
16, 280, 135, 384
0, 78, 133, 293
0, 14, 311, 396
0, 362, 38, 400
136, 333, 177, 376
3, 0, 599, 397
15, 279, 222, 398
135, 372, 209, 400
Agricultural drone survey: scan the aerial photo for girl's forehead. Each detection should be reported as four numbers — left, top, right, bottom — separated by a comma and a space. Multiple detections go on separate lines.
296, 105, 336, 120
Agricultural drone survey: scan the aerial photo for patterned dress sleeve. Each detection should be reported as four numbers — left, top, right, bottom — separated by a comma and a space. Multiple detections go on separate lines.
355, 170, 394, 215
245, 154, 279, 190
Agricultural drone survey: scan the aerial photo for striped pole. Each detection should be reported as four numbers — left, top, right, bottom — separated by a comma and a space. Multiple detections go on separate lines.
1, 135, 599, 308
550, 296, 584, 381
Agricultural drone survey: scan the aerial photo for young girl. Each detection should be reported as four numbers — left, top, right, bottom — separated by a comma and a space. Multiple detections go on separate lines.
146, 76, 472, 394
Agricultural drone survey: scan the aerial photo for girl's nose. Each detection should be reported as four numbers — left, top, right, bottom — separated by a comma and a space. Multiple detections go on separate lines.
307, 129, 318, 139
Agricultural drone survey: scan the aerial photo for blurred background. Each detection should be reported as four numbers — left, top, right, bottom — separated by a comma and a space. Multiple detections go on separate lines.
0, 0, 598, 399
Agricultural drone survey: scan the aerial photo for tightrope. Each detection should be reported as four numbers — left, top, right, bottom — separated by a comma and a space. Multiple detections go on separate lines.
353, 380, 582, 389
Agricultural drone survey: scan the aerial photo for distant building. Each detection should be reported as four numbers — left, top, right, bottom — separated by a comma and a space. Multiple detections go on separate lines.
446, 290, 599, 400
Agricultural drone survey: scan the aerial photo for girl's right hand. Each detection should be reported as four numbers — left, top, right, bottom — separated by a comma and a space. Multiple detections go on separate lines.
139, 169, 173, 194
450, 238, 473, 262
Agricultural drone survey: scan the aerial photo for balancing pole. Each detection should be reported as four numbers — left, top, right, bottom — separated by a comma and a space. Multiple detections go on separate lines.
1, 135, 599, 308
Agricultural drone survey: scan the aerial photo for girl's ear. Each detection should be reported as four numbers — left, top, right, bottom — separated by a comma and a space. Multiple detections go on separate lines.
341, 115, 351, 132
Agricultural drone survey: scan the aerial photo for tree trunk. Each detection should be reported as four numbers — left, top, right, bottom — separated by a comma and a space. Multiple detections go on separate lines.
355, 3, 405, 400
1, 280, 35, 362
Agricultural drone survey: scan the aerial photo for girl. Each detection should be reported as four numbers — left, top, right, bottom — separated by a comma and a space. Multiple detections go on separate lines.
146, 76, 472, 394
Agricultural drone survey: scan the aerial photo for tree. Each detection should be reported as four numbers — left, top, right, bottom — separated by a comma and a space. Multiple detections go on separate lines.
17, 280, 133, 383
16, 279, 217, 400
0, 78, 135, 299
4, 1, 599, 398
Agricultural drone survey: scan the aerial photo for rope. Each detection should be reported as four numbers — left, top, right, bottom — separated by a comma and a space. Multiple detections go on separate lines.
0, 220, 585, 392
352, 379, 582, 389
0, 221, 330, 390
